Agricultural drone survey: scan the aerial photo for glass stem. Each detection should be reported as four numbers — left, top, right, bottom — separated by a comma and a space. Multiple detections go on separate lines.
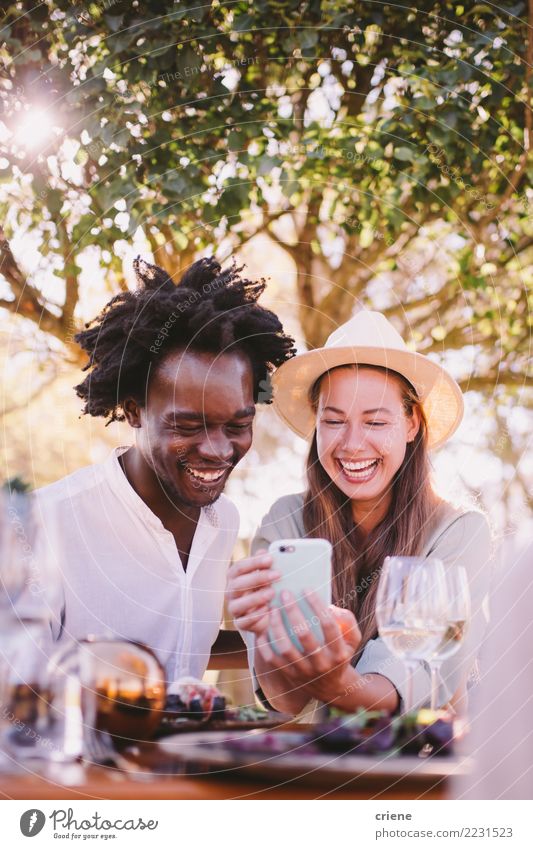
429, 661, 441, 710
404, 661, 416, 713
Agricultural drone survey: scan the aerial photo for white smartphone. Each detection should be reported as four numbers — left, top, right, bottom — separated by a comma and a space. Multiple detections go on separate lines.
268, 538, 332, 652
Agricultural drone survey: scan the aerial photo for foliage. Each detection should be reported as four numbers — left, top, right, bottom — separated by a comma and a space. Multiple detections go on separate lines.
0, 0, 530, 397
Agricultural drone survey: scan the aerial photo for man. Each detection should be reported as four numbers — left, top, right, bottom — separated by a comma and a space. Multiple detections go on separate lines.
37, 256, 294, 684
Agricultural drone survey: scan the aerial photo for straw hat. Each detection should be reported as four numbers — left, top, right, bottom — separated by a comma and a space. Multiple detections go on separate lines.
272, 310, 463, 450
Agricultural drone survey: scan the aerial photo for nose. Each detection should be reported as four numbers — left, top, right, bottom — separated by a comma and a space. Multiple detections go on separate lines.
197, 428, 234, 464
341, 421, 369, 452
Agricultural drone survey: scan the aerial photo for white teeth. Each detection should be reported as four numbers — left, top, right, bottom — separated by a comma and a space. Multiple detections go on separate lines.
187, 468, 226, 482
340, 459, 378, 471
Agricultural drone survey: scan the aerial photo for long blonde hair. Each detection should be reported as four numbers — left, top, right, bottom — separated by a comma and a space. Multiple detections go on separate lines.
302, 365, 440, 655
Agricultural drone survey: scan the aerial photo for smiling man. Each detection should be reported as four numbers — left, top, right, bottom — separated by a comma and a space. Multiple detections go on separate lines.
36, 257, 294, 683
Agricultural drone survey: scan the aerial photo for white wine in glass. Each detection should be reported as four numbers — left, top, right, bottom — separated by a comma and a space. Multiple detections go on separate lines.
379, 623, 447, 661
428, 565, 470, 709
376, 556, 447, 713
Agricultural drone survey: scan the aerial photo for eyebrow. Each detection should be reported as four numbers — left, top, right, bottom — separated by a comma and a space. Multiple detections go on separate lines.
322, 406, 393, 415
165, 406, 256, 421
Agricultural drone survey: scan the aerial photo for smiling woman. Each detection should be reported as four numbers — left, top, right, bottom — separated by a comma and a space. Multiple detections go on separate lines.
227, 310, 493, 719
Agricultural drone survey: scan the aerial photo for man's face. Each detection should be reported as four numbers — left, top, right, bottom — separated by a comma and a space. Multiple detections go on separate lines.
126, 348, 255, 508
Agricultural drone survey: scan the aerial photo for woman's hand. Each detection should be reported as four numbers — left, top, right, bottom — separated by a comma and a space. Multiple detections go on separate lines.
226, 550, 281, 635
329, 605, 361, 651
255, 589, 361, 704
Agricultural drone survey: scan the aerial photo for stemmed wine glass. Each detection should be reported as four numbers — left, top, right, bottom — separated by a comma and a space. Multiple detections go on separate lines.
427, 565, 470, 710
376, 556, 447, 713
0, 489, 63, 767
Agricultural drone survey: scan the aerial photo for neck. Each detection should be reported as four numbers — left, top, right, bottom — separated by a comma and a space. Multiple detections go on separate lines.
351, 489, 392, 535
119, 447, 200, 528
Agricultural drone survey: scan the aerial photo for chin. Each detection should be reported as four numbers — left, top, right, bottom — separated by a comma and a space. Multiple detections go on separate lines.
183, 489, 222, 508
333, 475, 384, 501
174, 473, 227, 508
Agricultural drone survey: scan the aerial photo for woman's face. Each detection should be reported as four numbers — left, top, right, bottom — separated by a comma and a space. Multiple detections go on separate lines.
315, 367, 420, 507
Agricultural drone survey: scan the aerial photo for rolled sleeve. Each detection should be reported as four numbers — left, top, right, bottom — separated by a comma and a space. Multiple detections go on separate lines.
355, 637, 431, 712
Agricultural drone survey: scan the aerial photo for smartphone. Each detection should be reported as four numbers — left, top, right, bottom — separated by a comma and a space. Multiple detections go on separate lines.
268, 538, 332, 653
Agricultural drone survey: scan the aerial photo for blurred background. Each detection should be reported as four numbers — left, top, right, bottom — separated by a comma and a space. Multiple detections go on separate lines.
0, 0, 531, 563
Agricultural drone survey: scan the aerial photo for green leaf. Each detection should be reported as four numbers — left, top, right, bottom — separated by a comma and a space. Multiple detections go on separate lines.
163, 174, 190, 198
258, 156, 280, 176
234, 14, 254, 32
298, 30, 319, 52
104, 14, 124, 33
393, 146, 415, 162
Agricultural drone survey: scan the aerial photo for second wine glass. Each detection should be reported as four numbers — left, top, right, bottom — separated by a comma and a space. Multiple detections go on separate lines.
376, 556, 448, 713
427, 564, 470, 710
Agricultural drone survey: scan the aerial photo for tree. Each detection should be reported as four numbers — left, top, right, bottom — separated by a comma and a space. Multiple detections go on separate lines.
0, 0, 530, 400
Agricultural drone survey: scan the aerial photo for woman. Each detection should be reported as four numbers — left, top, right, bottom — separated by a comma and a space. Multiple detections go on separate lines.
227, 310, 493, 717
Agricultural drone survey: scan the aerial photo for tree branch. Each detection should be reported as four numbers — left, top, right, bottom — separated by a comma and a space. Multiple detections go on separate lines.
1, 367, 60, 418
57, 220, 79, 331
383, 291, 441, 320
458, 374, 533, 392
228, 208, 295, 257
502, 234, 533, 264
0, 230, 83, 351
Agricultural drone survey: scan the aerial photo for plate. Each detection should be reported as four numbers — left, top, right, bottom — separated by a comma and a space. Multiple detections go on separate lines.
159, 729, 471, 789
155, 713, 291, 738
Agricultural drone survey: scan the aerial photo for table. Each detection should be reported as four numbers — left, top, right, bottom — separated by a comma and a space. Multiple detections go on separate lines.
0, 730, 448, 800
0, 773, 446, 800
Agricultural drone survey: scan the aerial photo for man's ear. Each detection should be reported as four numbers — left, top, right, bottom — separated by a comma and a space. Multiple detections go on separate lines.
406, 406, 421, 443
123, 398, 142, 428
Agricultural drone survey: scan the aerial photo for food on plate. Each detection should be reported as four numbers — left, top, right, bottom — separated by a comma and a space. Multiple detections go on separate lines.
222, 730, 315, 755
395, 711, 454, 756
158, 678, 287, 735
316, 710, 396, 754
164, 677, 226, 720
158, 681, 455, 757
224, 705, 275, 723
214, 709, 454, 759
316, 709, 454, 757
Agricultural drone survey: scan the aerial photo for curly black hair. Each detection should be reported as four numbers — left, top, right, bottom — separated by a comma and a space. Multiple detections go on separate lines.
74, 256, 296, 423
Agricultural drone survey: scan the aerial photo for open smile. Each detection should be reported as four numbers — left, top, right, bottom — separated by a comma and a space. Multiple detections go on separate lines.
336, 458, 381, 483
184, 465, 230, 484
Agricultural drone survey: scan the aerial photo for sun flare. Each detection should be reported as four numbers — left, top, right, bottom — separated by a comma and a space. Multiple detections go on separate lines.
13, 108, 59, 151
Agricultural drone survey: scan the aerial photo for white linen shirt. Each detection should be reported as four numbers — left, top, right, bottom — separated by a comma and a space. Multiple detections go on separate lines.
35, 447, 239, 684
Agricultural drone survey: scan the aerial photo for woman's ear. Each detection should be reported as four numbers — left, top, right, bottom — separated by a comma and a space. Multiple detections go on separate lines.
123, 398, 142, 428
406, 406, 421, 443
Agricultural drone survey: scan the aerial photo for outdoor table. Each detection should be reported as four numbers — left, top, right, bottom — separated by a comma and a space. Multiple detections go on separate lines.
0, 726, 448, 800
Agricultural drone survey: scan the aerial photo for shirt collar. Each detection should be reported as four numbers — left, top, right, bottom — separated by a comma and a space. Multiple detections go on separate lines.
105, 446, 221, 532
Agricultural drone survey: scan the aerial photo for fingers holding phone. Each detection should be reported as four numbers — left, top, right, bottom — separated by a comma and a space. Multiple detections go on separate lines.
329, 604, 361, 653
226, 550, 281, 635
256, 589, 359, 703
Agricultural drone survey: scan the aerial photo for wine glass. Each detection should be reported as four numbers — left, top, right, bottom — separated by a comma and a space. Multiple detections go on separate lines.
0, 490, 31, 612
428, 565, 470, 710
376, 556, 447, 713
0, 490, 33, 771
0, 490, 63, 768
